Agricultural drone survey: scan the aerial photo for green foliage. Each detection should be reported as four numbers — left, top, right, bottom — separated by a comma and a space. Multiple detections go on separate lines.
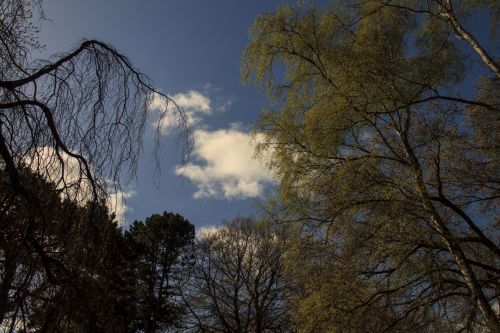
243, 1, 499, 331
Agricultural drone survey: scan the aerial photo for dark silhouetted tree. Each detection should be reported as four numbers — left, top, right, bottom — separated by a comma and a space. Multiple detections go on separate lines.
123, 212, 195, 333
183, 217, 291, 333
0, 2, 188, 330
0, 166, 128, 332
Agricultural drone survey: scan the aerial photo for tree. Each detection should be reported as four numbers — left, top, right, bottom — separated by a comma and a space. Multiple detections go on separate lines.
183, 217, 291, 333
0, 166, 127, 332
359, 0, 500, 79
123, 212, 195, 333
0, 173, 194, 333
0, 0, 187, 208
242, 2, 499, 331
285, 225, 468, 332
0, 1, 188, 317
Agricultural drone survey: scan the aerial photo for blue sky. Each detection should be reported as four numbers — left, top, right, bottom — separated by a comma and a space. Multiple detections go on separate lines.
37, 0, 293, 230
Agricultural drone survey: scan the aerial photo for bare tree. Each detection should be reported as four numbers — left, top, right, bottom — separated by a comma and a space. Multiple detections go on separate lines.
0, 0, 188, 202
182, 218, 291, 333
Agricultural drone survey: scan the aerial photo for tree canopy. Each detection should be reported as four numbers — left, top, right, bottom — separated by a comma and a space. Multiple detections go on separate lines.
242, 0, 499, 331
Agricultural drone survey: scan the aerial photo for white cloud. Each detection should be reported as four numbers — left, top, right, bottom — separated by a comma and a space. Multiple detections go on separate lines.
149, 90, 212, 135
174, 90, 211, 112
175, 127, 274, 199
106, 190, 136, 226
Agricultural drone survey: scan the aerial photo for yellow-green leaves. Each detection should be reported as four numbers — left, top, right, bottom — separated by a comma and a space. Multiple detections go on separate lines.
242, 1, 499, 331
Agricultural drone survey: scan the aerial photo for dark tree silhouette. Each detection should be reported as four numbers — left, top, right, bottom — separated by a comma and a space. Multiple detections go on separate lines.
0, 0, 188, 203
0, 2, 190, 331
183, 217, 291, 333
123, 212, 195, 333
0, 167, 126, 332
0, 2, 189, 311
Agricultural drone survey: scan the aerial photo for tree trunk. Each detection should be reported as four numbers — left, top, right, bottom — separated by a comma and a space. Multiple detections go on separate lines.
0, 249, 16, 323
402, 137, 500, 332
440, 0, 500, 79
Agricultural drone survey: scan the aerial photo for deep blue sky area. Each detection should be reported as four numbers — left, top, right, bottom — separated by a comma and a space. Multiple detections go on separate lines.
35, 1, 496, 231
37, 0, 295, 230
